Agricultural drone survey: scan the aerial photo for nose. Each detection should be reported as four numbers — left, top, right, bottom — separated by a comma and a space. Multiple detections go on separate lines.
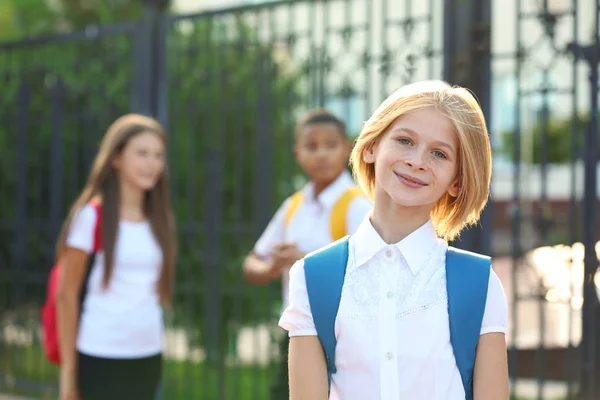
404, 150, 426, 170
315, 147, 330, 159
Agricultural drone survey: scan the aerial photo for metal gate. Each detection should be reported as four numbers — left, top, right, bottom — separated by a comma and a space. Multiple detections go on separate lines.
495, 1, 599, 399
0, 0, 598, 399
160, 1, 443, 398
0, 22, 139, 396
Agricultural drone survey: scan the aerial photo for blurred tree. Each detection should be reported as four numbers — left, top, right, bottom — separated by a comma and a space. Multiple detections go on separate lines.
0, 0, 57, 41
0, 0, 145, 41
0, 2, 302, 369
57, 0, 144, 29
500, 113, 596, 164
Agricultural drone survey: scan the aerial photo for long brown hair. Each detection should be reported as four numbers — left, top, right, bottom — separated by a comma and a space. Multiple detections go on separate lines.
56, 114, 178, 305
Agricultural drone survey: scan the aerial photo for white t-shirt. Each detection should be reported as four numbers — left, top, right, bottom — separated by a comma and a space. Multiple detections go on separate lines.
254, 170, 372, 309
279, 217, 508, 400
67, 204, 164, 359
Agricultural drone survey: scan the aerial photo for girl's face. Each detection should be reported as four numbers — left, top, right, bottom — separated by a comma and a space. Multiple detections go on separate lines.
364, 107, 460, 210
112, 131, 166, 192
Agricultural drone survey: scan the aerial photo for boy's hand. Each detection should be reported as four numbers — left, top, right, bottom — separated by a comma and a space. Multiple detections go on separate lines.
269, 243, 305, 278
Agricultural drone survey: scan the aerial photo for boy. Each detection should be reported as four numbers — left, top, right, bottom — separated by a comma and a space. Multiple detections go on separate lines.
243, 108, 372, 399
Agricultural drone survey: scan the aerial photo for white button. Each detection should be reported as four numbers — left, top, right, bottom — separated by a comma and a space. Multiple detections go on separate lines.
385, 352, 394, 360
386, 291, 394, 299
385, 249, 393, 258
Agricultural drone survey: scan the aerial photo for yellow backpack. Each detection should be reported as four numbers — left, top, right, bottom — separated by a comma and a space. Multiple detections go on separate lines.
283, 187, 364, 241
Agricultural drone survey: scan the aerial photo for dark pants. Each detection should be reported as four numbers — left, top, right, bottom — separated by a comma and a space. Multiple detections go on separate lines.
78, 352, 162, 400
270, 334, 290, 400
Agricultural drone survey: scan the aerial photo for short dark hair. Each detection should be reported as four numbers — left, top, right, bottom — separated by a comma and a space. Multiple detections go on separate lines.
294, 108, 347, 139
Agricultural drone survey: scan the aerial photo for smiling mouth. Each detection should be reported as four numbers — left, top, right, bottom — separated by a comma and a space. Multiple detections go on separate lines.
395, 172, 428, 188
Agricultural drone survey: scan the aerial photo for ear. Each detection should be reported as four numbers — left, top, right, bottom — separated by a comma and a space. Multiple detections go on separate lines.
363, 145, 376, 164
448, 176, 460, 197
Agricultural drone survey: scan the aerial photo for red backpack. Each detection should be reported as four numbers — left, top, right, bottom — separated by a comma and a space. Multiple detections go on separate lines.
41, 202, 102, 365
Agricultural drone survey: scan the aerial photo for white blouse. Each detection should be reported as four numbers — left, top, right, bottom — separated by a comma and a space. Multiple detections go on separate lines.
279, 217, 508, 399
67, 205, 164, 358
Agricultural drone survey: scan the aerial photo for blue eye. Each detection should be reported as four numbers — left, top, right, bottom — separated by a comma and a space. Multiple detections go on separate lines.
432, 150, 447, 159
397, 138, 412, 145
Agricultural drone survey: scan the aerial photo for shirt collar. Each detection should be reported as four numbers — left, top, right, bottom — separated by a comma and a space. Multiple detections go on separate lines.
302, 170, 355, 208
349, 217, 439, 275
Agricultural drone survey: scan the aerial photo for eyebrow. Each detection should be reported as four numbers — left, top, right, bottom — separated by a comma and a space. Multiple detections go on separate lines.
392, 126, 456, 154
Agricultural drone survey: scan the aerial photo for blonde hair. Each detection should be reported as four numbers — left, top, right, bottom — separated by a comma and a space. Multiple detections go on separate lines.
350, 80, 492, 241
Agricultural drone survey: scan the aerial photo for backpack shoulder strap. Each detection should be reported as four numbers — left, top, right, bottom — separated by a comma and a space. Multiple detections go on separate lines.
79, 201, 103, 307
330, 187, 364, 241
446, 246, 491, 400
284, 191, 303, 228
304, 237, 350, 382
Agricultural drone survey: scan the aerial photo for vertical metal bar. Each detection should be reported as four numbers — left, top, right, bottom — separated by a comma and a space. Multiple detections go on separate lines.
536, 73, 551, 400
342, 0, 351, 119
204, 15, 226, 398
442, 0, 492, 255
365, 0, 373, 118
285, 2, 296, 194
442, 0, 454, 89
509, 0, 523, 394
15, 80, 29, 283
131, 6, 156, 116
253, 9, 274, 399
253, 36, 273, 244
580, 3, 600, 396
381, 0, 388, 99
154, 12, 169, 128
565, 2, 579, 397
406, 0, 412, 38
538, 56, 550, 246
428, 0, 434, 78
309, 2, 318, 107
200, 14, 216, 397
473, 0, 493, 257
48, 78, 64, 261
319, 0, 329, 107
182, 32, 199, 400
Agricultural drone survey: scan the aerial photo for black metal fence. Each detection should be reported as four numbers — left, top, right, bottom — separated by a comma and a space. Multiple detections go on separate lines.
0, 0, 598, 399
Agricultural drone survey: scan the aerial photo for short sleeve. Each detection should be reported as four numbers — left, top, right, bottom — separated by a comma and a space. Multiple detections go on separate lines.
480, 268, 508, 335
254, 199, 289, 258
346, 196, 372, 235
65, 204, 98, 254
278, 259, 318, 337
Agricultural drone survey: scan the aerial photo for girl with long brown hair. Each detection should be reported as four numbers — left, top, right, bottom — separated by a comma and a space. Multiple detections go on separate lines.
56, 114, 177, 400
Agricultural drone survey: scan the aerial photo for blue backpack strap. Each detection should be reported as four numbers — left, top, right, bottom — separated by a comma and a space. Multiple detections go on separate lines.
446, 246, 491, 400
304, 237, 350, 385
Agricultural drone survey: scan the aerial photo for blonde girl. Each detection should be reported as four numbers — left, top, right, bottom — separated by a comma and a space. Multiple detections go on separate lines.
280, 80, 509, 399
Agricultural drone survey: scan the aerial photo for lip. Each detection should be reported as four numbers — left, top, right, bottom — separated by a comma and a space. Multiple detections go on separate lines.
395, 172, 428, 188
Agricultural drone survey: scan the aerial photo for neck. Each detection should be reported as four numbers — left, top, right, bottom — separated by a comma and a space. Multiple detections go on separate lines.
119, 179, 145, 220
312, 172, 343, 199
370, 190, 433, 244
312, 181, 330, 198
